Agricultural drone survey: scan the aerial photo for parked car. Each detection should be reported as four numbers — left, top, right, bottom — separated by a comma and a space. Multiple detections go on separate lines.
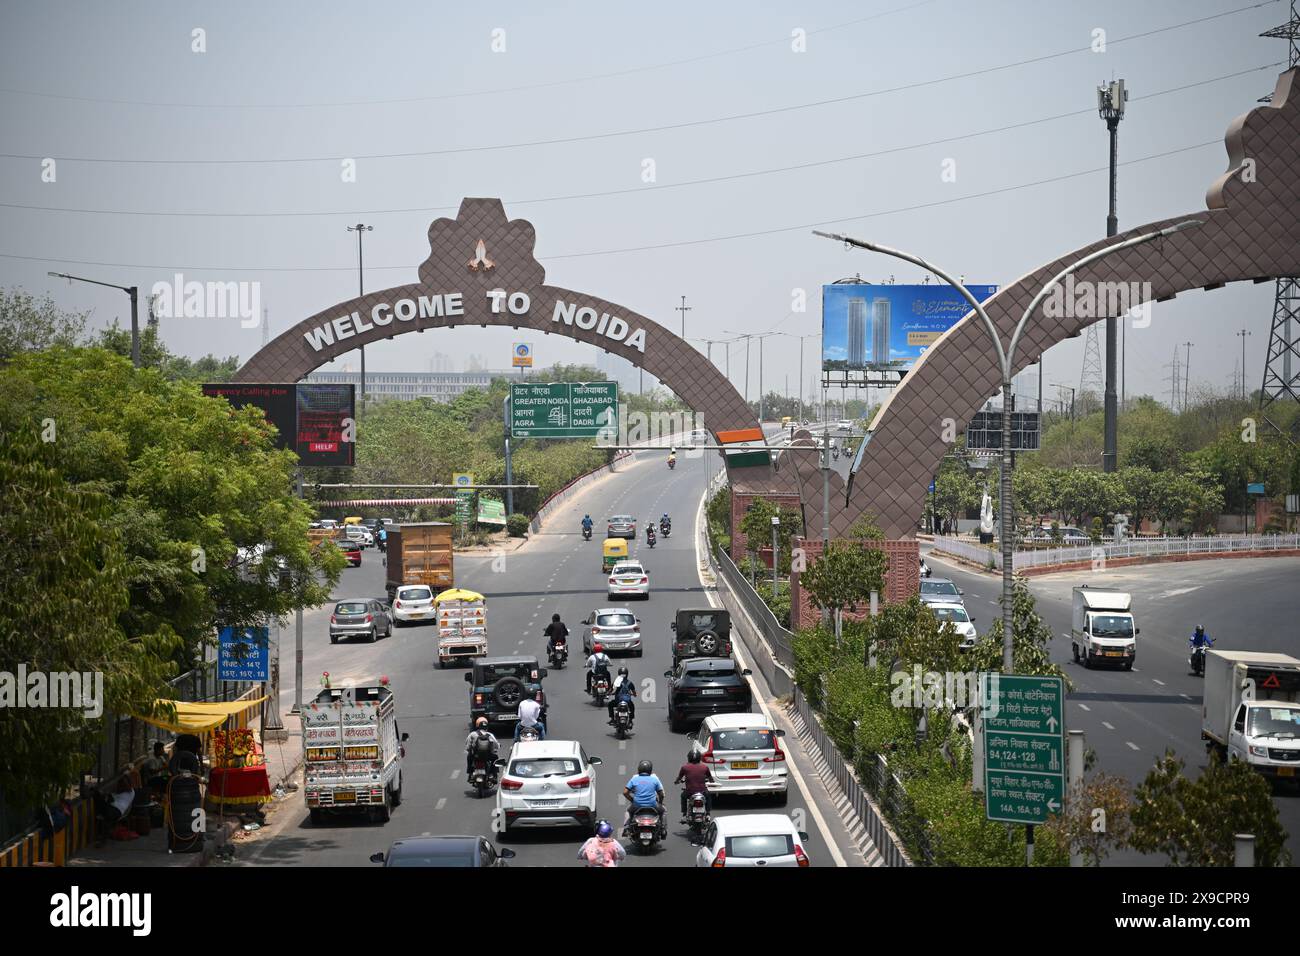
918, 577, 963, 607
688, 713, 789, 804
581, 608, 642, 656
391, 584, 435, 626
330, 599, 392, 644
340, 542, 362, 567
928, 602, 978, 650
671, 608, 733, 668
369, 836, 515, 867
607, 561, 649, 601
496, 740, 603, 836
665, 658, 753, 732
606, 515, 637, 539
694, 814, 811, 867
464, 656, 547, 729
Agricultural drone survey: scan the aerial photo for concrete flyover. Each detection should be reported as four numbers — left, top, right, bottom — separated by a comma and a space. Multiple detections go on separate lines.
850, 68, 1300, 540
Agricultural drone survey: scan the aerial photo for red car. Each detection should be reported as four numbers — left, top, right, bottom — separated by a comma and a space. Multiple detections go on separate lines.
342, 543, 362, 567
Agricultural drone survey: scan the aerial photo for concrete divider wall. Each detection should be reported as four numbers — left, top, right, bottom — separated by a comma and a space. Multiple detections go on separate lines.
529, 451, 632, 534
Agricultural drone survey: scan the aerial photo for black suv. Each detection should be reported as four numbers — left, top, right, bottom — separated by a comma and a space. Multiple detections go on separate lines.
663, 657, 753, 732
670, 608, 733, 668
465, 656, 548, 728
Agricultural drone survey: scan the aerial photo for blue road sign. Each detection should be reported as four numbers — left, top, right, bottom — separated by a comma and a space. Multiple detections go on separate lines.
218, 626, 270, 682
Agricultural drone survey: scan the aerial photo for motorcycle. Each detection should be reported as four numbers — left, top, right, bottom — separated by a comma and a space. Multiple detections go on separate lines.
659, 520, 671, 538
611, 699, 633, 740
517, 724, 541, 743
582, 526, 592, 540
668, 458, 676, 470
1189, 641, 1212, 676
685, 791, 710, 844
590, 672, 611, 707
646, 532, 656, 549
469, 756, 500, 798
626, 804, 665, 853
548, 639, 568, 669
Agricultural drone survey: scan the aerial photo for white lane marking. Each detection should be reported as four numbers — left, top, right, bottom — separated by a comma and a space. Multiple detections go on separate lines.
1179, 693, 1191, 700
1125, 741, 1140, 751
1155, 586, 1202, 599
435, 797, 447, 810
619, 741, 626, 750
618, 765, 626, 775
693, 483, 846, 868
450, 769, 460, 779
1152, 678, 1165, 686
1102, 721, 1115, 730
1078, 704, 1091, 712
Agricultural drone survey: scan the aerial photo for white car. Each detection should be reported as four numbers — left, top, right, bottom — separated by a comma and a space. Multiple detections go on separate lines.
695, 814, 811, 867
836, 420, 853, 432
496, 740, 602, 834
344, 525, 374, 548
928, 602, 978, 650
581, 607, 642, 656
391, 584, 435, 626
691, 428, 709, 444
690, 713, 789, 803
607, 561, 649, 601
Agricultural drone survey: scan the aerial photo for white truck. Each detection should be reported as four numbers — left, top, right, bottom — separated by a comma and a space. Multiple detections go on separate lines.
1201, 650, 1300, 783
1070, 586, 1138, 670
302, 682, 408, 824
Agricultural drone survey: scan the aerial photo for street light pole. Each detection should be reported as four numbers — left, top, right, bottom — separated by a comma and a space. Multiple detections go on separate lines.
1098, 79, 1128, 474
814, 217, 1201, 674
48, 271, 140, 367
347, 224, 373, 410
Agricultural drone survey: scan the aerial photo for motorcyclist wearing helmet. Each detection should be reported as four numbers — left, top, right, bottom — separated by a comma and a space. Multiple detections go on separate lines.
674, 748, 715, 819
668, 449, 677, 467
581, 514, 593, 535
585, 643, 611, 693
544, 613, 569, 657
1189, 625, 1213, 649
464, 717, 499, 776
577, 820, 626, 867
660, 513, 671, 533
607, 667, 637, 723
622, 760, 666, 835
645, 522, 656, 545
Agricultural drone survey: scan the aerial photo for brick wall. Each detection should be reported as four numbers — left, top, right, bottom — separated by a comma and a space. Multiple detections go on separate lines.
730, 492, 802, 559
788, 536, 920, 631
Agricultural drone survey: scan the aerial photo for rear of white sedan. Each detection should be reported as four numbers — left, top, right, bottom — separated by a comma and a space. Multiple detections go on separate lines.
607, 562, 649, 601
695, 814, 811, 867
693, 713, 789, 804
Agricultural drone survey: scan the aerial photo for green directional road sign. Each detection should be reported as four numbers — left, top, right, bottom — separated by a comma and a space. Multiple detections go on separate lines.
454, 489, 475, 526
509, 382, 618, 438
980, 673, 1065, 826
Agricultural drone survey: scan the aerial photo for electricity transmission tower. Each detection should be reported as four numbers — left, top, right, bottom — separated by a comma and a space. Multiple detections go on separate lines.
1163, 346, 1182, 413
1079, 324, 1105, 408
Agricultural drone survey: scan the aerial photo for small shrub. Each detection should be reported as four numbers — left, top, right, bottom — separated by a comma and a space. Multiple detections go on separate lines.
506, 513, 530, 538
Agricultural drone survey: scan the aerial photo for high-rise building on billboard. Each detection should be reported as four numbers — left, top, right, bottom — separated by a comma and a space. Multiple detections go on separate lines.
847, 298, 867, 367
872, 298, 891, 367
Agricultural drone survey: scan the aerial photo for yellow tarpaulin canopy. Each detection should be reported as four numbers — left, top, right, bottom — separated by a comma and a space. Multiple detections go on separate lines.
131, 697, 267, 734
434, 588, 484, 604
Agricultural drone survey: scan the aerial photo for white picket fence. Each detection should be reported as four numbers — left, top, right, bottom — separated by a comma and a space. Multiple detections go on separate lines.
931, 533, 1300, 571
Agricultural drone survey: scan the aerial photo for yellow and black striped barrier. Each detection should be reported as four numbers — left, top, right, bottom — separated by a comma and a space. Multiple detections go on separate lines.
0, 798, 95, 867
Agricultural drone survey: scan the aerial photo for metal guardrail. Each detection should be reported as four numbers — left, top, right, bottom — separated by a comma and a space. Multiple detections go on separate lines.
931, 532, 1300, 571
792, 688, 913, 867
711, 540, 796, 670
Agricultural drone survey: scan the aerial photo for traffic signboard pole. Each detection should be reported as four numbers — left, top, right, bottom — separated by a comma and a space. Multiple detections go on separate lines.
503, 395, 514, 517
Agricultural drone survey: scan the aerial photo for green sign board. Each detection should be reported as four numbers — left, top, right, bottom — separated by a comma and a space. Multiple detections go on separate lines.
477, 497, 506, 526
454, 489, 475, 525
509, 382, 618, 438
980, 674, 1065, 826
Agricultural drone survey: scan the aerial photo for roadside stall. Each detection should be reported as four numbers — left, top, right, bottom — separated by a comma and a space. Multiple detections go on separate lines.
433, 587, 488, 668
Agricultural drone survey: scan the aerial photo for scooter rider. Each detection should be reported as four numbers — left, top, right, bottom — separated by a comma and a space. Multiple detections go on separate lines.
581, 514, 593, 537
545, 613, 569, 657
607, 667, 636, 723
585, 643, 612, 694
622, 760, 666, 836
646, 523, 657, 546
465, 717, 499, 776
675, 749, 715, 819
660, 513, 671, 533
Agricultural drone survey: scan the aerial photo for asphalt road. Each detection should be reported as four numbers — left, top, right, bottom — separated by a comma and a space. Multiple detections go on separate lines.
244, 446, 843, 868
923, 548, 1300, 863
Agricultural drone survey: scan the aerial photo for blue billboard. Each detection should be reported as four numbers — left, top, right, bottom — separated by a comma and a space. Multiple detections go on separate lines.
822, 283, 998, 372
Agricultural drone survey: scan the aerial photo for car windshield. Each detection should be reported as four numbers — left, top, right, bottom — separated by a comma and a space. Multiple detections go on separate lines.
1091, 615, 1133, 638
509, 758, 581, 778
478, 663, 533, 682
1248, 707, 1300, 739
388, 847, 475, 867
598, 613, 636, 627
688, 667, 735, 679
398, 587, 432, 601
932, 607, 970, 624
920, 581, 959, 597
710, 729, 775, 751
725, 834, 793, 858
611, 566, 643, 576
335, 602, 367, 614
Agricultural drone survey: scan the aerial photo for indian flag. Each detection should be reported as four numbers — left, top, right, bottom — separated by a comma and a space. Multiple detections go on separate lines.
716, 427, 771, 469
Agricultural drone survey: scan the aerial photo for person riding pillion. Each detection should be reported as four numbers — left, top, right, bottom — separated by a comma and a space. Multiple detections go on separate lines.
607, 667, 637, 723
586, 644, 611, 693
465, 717, 499, 775
622, 760, 666, 835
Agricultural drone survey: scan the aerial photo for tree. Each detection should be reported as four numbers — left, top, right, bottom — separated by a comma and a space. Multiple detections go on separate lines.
1129, 751, 1290, 866
799, 540, 889, 620
739, 497, 803, 573
0, 288, 89, 359
848, 512, 884, 540
966, 580, 1068, 679
0, 424, 177, 813
934, 460, 979, 529
1040, 773, 1134, 866
96, 321, 239, 383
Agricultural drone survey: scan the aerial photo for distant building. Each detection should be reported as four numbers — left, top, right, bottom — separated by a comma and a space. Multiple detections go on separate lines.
871, 298, 891, 367
304, 370, 495, 402
847, 297, 866, 368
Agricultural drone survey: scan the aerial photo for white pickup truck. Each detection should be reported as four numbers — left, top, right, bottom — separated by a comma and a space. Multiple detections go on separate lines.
302, 682, 408, 824
1070, 587, 1138, 670
1201, 650, 1300, 784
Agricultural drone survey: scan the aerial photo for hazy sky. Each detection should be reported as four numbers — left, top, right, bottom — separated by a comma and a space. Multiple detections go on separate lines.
0, 0, 1288, 409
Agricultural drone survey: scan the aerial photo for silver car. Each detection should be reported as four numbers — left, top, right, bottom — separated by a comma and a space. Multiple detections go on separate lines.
330, 598, 392, 644
918, 578, 964, 607
581, 608, 642, 656
606, 515, 636, 539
